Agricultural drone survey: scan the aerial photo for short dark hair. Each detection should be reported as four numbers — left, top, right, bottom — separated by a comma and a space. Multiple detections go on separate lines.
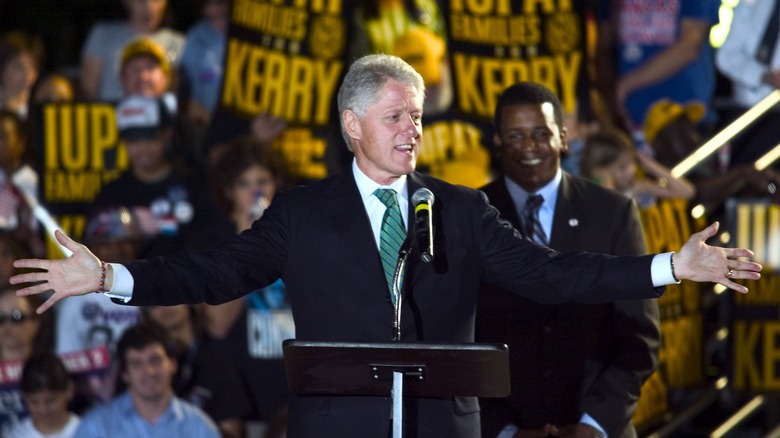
494, 82, 564, 133
21, 353, 71, 393
116, 323, 173, 373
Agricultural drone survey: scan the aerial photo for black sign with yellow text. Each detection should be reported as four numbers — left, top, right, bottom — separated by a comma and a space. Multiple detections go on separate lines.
727, 199, 780, 392
634, 198, 707, 429
206, 0, 355, 183
30, 102, 127, 254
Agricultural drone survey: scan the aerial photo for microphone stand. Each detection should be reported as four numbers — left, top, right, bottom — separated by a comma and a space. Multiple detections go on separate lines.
391, 242, 411, 342
389, 240, 411, 438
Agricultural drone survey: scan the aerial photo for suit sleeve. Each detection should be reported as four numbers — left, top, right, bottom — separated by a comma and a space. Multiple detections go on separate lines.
123, 189, 292, 306
477, 191, 661, 304
580, 199, 662, 435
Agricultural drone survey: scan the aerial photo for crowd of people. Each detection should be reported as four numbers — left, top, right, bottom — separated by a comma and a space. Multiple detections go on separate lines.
0, 0, 777, 437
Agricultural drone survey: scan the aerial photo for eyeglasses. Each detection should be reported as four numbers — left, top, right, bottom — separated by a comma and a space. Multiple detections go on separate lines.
0, 310, 30, 325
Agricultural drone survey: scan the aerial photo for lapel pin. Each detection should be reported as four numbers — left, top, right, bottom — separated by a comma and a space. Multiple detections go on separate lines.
568, 218, 579, 227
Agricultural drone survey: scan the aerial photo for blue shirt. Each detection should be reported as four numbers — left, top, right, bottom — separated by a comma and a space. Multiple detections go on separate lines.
180, 19, 226, 112
600, 0, 720, 126
74, 392, 219, 438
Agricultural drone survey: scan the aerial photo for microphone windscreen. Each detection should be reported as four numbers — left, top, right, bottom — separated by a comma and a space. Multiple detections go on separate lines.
412, 188, 434, 205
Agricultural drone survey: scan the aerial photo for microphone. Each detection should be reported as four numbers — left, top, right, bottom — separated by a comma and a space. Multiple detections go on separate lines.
412, 188, 434, 263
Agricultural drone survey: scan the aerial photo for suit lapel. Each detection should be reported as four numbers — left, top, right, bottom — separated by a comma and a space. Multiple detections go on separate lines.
550, 172, 583, 249
326, 170, 382, 271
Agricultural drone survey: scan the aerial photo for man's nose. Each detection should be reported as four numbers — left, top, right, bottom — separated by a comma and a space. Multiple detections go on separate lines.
403, 118, 420, 137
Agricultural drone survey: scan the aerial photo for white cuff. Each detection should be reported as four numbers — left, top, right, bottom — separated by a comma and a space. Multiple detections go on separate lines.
103, 263, 134, 303
580, 413, 607, 437
651, 252, 679, 286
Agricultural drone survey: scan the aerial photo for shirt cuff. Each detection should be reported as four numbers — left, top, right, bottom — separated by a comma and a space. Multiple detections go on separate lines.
651, 252, 679, 286
496, 423, 518, 438
103, 263, 134, 303
580, 413, 607, 437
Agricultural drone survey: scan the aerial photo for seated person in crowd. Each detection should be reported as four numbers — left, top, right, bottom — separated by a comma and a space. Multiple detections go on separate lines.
5, 353, 80, 438
0, 286, 48, 433
74, 323, 219, 438
141, 304, 250, 438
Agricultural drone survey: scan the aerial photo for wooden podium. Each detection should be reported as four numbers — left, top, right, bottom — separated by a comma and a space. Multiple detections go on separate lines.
283, 340, 510, 437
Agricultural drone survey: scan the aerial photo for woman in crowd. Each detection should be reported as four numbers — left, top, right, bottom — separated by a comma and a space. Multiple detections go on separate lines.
0, 31, 43, 119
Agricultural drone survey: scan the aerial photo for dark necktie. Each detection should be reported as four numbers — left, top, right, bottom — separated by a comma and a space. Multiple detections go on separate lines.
375, 188, 406, 302
757, 0, 780, 65
523, 194, 548, 245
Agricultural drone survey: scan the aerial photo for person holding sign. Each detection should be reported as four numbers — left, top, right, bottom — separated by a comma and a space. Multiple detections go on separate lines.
10, 54, 763, 438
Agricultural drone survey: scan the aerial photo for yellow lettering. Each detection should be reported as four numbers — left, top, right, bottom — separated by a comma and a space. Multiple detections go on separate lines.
660, 315, 702, 387
418, 121, 489, 187
232, 0, 308, 40
44, 105, 58, 169
634, 372, 668, 428
222, 39, 251, 110
449, 14, 540, 46
453, 52, 582, 119
90, 105, 118, 170
735, 271, 780, 306
274, 128, 327, 180
287, 57, 313, 123
453, 53, 486, 116
220, 39, 342, 124
555, 52, 580, 113
764, 323, 780, 390
263, 51, 289, 116
733, 322, 770, 391
44, 172, 105, 203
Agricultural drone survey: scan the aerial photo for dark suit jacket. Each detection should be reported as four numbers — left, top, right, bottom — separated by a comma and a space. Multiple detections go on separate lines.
476, 173, 661, 438
123, 169, 662, 438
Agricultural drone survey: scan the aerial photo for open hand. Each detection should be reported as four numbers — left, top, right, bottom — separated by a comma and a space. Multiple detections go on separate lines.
10, 230, 103, 313
673, 222, 762, 293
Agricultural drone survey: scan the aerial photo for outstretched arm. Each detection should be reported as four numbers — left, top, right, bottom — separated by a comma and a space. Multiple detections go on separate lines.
10, 230, 108, 314
672, 222, 761, 293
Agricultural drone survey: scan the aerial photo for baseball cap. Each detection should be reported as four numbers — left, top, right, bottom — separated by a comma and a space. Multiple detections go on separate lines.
83, 207, 142, 245
644, 99, 706, 143
115, 93, 176, 140
120, 38, 171, 77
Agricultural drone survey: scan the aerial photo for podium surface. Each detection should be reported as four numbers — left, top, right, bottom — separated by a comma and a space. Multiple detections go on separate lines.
283, 340, 510, 398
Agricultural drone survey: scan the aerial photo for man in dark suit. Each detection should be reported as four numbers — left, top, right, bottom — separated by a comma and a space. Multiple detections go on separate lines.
11, 55, 760, 438
476, 82, 660, 438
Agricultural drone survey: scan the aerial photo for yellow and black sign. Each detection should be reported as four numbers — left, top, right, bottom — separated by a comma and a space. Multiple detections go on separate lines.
633, 198, 707, 429
445, 0, 587, 120
208, 0, 350, 182
31, 102, 128, 255
727, 199, 780, 392
729, 199, 780, 273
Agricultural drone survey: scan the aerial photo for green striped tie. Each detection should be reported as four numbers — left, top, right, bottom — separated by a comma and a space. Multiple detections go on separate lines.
375, 188, 407, 302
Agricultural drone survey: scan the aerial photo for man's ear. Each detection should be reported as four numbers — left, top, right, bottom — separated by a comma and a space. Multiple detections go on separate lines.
493, 132, 502, 155
343, 109, 361, 141
559, 126, 569, 154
